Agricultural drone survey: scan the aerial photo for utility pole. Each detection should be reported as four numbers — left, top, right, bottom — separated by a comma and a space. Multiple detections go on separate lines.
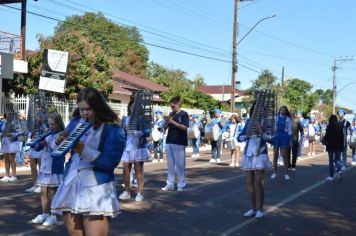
280, 66, 284, 108
230, 0, 238, 113
332, 57, 353, 114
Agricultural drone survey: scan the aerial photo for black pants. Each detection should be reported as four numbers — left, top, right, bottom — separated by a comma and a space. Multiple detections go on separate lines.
288, 140, 299, 168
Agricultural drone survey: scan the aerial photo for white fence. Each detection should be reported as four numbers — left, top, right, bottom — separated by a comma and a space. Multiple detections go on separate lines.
0, 95, 223, 125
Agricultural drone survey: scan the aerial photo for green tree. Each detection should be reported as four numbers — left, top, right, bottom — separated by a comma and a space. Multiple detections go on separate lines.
55, 12, 149, 78
147, 62, 218, 110
39, 31, 112, 99
250, 70, 280, 93
283, 78, 318, 113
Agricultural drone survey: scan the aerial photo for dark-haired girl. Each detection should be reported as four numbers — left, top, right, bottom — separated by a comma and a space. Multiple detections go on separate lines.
51, 87, 125, 236
323, 115, 343, 180
271, 106, 293, 180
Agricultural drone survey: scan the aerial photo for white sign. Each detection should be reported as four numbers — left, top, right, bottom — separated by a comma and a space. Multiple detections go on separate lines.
39, 49, 69, 93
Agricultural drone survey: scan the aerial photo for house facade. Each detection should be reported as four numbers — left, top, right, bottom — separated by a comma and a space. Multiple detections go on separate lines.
198, 85, 248, 112
109, 70, 167, 105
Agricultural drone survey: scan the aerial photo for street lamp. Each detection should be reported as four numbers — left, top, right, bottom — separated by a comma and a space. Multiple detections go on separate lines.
230, 13, 276, 113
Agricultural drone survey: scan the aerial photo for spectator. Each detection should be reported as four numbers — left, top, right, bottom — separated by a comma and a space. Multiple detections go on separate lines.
323, 115, 343, 181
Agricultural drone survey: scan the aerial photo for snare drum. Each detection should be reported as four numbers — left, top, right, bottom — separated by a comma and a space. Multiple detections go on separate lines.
349, 134, 356, 148
205, 123, 220, 141
152, 125, 163, 142
187, 124, 200, 139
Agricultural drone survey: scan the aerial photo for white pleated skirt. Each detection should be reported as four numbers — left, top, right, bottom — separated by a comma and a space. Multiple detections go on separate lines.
0, 137, 20, 154
28, 149, 43, 159
51, 178, 120, 217
241, 153, 272, 171
36, 172, 63, 187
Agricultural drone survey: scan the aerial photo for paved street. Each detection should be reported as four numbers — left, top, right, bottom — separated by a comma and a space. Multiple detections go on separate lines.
0, 144, 355, 236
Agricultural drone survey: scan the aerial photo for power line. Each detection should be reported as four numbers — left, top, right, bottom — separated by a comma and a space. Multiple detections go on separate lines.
0, 3, 262, 74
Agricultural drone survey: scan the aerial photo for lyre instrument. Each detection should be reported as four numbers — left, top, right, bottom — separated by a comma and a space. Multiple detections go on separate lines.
128, 89, 153, 133
26, 92, 50, 147
246, 90, 277, 138
51, 122, 92, 158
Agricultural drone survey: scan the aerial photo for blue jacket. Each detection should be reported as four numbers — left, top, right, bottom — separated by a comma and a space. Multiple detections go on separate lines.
64, 123, 126, 185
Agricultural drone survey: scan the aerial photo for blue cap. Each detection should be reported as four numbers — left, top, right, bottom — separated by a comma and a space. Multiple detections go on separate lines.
296, 111, 302, 115
213, 108, 221, 114
353, 117, 356, 121
337, 109, 345, 115
155, 110, 163, 115
310, 117, 315, 121
192, 114, 199, 119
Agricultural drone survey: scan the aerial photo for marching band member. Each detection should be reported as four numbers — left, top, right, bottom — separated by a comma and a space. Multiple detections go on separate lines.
119, 100, 151, 202
31, 113, 65, 226
226, 114, 243, 167
238, 102, 273, 219
161, 96, 189, 192
307, 117, 319, 156
51, 87, 125, 236
152, 110, 166, 163
271, 106, 293, 180
0, 113, 20, 182
208, 108, 225, 163
190, 114, 203, 158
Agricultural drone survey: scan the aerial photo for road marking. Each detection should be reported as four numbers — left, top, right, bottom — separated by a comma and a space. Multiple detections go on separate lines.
219, 164, 353, 236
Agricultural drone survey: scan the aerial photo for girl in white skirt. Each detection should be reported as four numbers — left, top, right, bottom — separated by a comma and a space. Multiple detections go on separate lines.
237, 102, 273, 219
31, 113, 65, 226
119, 100, 151, 202
0, 113, 20, 182
226, 114, 244, 167
51, 87, 125, 236
26, 115, 48, 193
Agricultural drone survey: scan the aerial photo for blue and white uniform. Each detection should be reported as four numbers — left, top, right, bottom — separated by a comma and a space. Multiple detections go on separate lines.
238, 119, 272, 170
0, 120, 21, 154
272, 115, 293, 148
36, 132, 64, 187
51, 122, 125, 217
121, 116, 151, 163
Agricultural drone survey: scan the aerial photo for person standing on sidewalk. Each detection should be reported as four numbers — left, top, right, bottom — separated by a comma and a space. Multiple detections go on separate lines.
289, 111, 304, 171
322, 115, 343, 181
161, 96, 189, 192
14, 110, 28, 167
337, 109, 351, 170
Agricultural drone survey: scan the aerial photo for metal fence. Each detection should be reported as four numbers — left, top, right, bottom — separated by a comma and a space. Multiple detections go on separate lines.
0, 95, 221, 125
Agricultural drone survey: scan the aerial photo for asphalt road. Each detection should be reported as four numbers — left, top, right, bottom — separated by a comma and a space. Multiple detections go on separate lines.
0, 144, 355, 236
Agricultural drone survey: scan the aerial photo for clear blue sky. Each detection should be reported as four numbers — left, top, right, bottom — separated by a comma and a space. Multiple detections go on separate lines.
1, 0, 356, 112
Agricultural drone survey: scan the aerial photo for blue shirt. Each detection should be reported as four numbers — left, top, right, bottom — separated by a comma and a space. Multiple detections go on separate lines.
166, 110, 189, 146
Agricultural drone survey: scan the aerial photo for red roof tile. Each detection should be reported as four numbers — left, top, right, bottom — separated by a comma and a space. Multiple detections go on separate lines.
113, 70, 167, 92
198, 85, 245, 96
